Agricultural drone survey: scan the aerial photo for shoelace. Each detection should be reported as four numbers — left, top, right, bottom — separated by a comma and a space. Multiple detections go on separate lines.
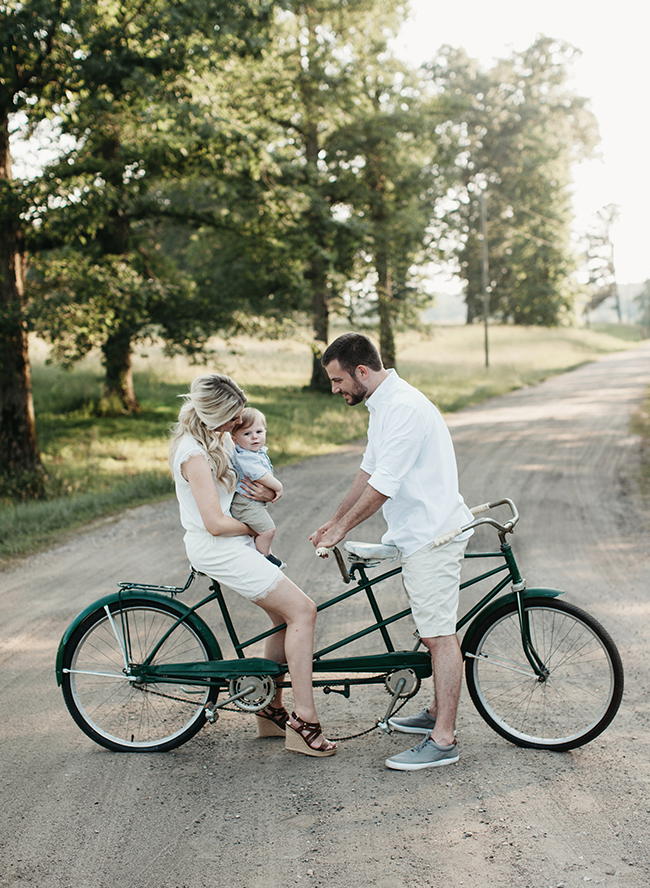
411, 736, 435, 753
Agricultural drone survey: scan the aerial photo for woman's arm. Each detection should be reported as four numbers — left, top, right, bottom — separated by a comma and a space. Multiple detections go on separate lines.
238, 476, 277, 502
183, 455, 253, 537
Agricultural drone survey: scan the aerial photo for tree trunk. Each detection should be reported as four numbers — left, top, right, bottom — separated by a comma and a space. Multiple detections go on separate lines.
0, 112, 45, 498
100, 327, 140, 414
95, 135, 141, 412
307, 256, 331, 391
376, 251, 396, 369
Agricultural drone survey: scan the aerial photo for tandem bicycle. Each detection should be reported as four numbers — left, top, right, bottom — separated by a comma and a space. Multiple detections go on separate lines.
56, 498, 624, 753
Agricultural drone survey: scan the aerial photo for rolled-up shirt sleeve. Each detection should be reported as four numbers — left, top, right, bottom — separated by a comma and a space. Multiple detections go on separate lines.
362, 403, 422, 499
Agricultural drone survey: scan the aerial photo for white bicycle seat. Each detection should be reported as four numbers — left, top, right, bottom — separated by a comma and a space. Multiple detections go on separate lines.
343, 541, 400, 563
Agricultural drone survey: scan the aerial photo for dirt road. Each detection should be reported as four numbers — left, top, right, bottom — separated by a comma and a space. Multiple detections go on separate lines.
2, 342, 650, 888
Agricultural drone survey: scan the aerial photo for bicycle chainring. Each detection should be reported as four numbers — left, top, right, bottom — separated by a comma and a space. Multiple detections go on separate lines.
228, 675, 276, 712
384, 668, 421, 699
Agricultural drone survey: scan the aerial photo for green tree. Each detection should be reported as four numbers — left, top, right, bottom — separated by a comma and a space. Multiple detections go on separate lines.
432, 37, 599, 325
235, 0, 405, 389
152, 62, 315, 348
326, 56, 451, 368
25, 0, 276, 414
1, 1, 276, 498
0, 0, 79, 497
583, 204, 621, 324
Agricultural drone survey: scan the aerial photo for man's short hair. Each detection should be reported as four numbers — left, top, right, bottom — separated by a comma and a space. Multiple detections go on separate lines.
322, 333, 383, 375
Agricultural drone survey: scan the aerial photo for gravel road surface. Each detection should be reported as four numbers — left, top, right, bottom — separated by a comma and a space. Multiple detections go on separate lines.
2, 341, 650, 888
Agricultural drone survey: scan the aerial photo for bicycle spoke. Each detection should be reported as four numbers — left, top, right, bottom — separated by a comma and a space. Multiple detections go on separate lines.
465, 599, 623, 750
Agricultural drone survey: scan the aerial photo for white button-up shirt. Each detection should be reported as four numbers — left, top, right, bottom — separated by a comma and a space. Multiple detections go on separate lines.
361, 370, 473, 557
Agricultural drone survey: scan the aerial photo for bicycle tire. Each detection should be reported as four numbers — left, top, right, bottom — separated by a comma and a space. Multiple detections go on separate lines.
464, 597, 624, 751
60, 598, 220, 752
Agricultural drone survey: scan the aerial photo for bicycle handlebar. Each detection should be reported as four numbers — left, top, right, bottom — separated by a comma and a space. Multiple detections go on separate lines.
430, 497, 519, 548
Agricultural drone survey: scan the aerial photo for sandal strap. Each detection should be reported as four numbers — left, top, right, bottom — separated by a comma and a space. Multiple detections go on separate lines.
290, 711, 328, 748
261, 705, 288, 717
259, 705, 289, 726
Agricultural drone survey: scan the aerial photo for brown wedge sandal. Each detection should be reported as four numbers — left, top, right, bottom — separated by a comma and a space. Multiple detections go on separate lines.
285, 712, 337, 757
256, 705, 290, 738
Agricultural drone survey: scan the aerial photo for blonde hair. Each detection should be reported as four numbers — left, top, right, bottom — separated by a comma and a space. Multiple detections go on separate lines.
234, 407, 266, 433
169, 374, 247, 491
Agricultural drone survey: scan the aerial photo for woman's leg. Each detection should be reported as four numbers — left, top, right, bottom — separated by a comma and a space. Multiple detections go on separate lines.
256, 576, 317, 720
259, 601, 287, 709
256, 576, 334, 749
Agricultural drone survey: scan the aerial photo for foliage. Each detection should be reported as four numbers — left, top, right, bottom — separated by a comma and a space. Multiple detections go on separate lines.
217, 0, 409, 388
8, 0, 279, 413
582, 204, 621, 320
0, 0, 283, 499
431, 37, 599, 325
325, 54, 452, 366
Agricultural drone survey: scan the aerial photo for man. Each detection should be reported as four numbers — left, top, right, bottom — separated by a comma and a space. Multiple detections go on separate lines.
310, 332, 473, 770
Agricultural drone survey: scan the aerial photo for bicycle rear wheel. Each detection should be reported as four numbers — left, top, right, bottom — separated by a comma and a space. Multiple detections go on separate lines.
60, 599, 220, 752
464, 597, 623, 751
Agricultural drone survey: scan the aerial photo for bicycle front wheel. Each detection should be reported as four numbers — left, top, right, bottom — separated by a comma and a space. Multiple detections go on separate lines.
464, 597, 623, 751
60, 599, 220, 752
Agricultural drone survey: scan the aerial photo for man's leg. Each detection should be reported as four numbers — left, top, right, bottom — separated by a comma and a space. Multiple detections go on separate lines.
420, 633, 462, 747
386, 537, 467, 757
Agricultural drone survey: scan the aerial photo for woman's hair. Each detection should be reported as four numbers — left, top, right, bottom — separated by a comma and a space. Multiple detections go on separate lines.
169, 374, 247, 491
321, 332, 383, 375
234, 407, 266, 433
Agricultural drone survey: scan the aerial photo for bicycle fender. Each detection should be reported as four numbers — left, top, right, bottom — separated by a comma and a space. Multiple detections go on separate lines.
55, 591, 222, 685
460, 587, 563, 657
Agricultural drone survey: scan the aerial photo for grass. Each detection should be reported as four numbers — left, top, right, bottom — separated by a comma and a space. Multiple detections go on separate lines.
0, 322, 645, 565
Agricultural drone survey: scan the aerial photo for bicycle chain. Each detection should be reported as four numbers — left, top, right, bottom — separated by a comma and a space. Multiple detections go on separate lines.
137, 681, 412, 743
328, 696, 410, 742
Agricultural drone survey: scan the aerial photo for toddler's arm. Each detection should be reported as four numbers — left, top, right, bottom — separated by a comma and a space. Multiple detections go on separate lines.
257, 472, 282, 502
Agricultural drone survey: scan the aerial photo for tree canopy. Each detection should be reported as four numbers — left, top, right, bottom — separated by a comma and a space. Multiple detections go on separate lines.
431, 38, 599, 325
1, 1, 603, 498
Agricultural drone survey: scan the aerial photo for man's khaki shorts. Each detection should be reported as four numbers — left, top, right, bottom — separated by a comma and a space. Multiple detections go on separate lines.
400, 536, 469, 637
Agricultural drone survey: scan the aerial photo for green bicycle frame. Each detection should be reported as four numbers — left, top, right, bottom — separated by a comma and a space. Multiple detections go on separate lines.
56, 539, 561, 689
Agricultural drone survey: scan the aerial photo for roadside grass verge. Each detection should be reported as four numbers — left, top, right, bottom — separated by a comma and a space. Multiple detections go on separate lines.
1, 323, 644, 565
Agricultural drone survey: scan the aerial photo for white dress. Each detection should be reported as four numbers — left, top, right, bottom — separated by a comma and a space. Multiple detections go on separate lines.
172, 433, 282, 600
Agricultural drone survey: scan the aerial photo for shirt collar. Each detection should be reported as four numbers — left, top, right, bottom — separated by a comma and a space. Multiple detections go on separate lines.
366, 368, 399, 411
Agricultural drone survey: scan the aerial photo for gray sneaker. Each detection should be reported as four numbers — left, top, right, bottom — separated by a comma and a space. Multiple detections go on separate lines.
386, 737, 459, 771
388, 708, 437, 734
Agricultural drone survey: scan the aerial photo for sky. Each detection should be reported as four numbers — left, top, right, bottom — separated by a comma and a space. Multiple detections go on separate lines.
394, 0, 650, 287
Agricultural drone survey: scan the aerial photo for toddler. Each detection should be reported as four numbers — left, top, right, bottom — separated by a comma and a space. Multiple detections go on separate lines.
230, 407, 285, 568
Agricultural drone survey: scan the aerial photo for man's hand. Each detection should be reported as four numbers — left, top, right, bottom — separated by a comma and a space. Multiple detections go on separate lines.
309, 522, 344, 550
239, 477, 275, 502
310, 481, 387, 550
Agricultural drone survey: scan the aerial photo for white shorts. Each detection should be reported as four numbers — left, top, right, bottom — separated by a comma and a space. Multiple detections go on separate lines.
400, 536, 469, 637
183, 529, 282, 601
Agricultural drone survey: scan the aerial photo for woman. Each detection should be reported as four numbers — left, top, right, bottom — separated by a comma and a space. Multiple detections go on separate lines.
169, 374, 335, 757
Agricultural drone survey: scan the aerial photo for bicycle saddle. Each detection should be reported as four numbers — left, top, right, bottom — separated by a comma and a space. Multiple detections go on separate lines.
343, 541, 400, 563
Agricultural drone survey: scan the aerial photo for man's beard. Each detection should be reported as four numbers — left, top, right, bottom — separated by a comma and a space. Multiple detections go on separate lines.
346, 379, 368, 405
